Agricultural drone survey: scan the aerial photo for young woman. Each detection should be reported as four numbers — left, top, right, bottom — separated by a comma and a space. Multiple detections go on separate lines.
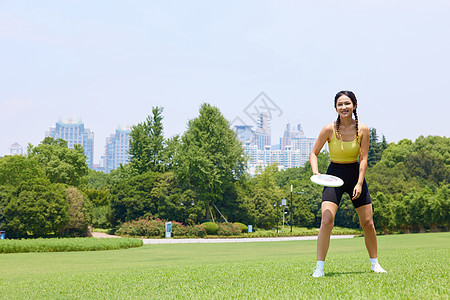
310, 90, 387, 277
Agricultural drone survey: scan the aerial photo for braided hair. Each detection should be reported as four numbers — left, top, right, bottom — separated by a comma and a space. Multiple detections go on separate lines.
334, 91, 360, 151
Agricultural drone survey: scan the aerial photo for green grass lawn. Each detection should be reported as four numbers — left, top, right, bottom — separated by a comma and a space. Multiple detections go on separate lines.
0, 232, 448, 299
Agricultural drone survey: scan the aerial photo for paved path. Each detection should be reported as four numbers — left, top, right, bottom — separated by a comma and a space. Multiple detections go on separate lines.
142, 235, 356, 244
91, 231, 121, 238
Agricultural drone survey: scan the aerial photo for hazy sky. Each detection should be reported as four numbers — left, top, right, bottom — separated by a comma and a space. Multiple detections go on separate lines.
1, 1, 449, 163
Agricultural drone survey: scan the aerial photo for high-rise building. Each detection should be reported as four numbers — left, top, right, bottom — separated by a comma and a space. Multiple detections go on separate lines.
254, 112, 271, 150
235, 125, 254, 143
291, 136, 316, 166
105, 127, 131, 173
46, 119, 94, 168
91, 156, 105, 172
9, 143, 23, 155
280, 123, 305, 150
236, 121, 315, 176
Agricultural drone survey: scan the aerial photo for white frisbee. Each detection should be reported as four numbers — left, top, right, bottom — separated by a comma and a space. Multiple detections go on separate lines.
310, 174, 344, 187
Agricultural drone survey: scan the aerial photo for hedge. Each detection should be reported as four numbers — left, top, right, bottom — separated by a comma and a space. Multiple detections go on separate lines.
0, 237, 143, 254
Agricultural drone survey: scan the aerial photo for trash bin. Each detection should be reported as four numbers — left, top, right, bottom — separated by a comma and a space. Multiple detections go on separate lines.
0, 231, 5, 240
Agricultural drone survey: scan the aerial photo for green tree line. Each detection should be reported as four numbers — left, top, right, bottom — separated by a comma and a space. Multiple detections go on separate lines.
0, 104, 448, 238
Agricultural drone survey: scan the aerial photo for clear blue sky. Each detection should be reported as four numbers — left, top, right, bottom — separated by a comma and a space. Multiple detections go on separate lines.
1, 0, 449, 163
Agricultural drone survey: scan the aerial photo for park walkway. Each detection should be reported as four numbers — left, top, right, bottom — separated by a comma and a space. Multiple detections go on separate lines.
91, 231, 357, 244
91, 231, 121, 238
142, 235, 356, 244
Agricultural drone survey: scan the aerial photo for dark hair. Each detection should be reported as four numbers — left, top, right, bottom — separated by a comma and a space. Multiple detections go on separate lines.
334, 90, 360, 146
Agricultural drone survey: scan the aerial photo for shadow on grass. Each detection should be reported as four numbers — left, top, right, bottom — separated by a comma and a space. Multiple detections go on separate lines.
325, 271, 366, 277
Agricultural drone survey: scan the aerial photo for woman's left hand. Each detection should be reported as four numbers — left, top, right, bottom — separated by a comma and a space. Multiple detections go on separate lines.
352, 184, 363, 200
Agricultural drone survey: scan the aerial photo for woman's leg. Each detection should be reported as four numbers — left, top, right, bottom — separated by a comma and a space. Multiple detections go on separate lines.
317, 201, 339, 261
355, 204, 377, 258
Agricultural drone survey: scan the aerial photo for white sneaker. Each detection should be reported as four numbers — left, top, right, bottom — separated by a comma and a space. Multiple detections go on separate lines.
312, 267, 325, 277
371, 263, 387, 273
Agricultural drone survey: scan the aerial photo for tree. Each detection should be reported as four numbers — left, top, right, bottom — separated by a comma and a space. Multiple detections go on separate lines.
368, 128, 387, 167
109, 171, 160, 225
408, 189, 430, 232
4, 178, 69, 238
404, 136, 450, 185
129, 107, 170, 174
27, 137, 88, 187
275, 167, 308, 188
0, 155, 45, 186
149, 172, 202, 224
236, 181, 277, 228
85, 189, 110, 207
0, 185, 14, 231
61, 187, 92, 236
372, 192, 395, 234
334, 195, 359, 228
291, 188, 315, 227
430, 184, 449, 230
107, 163, 135, 186
85, 169, 110, 190
366, 162, 418, 196
292, 181, 323, 227
176, 103, 246, 220
160, 135, 180, 172
303, 150, 331, 175
391, 195, 411, 233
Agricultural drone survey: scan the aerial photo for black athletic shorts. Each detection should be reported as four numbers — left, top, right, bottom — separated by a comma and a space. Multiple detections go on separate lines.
322, 162, 371, 208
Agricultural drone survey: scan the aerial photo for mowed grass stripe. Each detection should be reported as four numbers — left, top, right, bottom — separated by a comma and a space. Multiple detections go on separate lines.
0, 233, 448, 299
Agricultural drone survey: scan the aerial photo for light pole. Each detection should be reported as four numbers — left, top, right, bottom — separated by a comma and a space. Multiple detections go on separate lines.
290, 185, 293, 233
281, 198, 287, 233
290, 186, 305, 233
295, 189, 305, 231
274, 202, 279, 233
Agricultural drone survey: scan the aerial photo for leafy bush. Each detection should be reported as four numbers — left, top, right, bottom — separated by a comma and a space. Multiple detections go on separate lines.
61, 187, 92, 237
4, 178, 69, 238
234, 222, 248, 233
172, 222, 188, 236
186, 224, 207, 237
116, 217, 209, 238
217, 222, 242, 236
0, 237, 142, 254
243, 226, 362, 238
202, 222, 219, 235
116, 217, 166, 237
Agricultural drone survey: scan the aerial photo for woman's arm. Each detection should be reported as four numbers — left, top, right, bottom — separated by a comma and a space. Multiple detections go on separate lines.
352, 123, 370, 200
310, 124, 332, 175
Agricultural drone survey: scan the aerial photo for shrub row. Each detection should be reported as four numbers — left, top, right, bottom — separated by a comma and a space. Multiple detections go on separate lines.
116, 217, 208, 238
244, 226, 362, 238
115, 217, 246, 238
0, 237, 143, 254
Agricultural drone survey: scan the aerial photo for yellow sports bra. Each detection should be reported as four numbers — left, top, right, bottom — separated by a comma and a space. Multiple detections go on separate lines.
328, 129, 360, 163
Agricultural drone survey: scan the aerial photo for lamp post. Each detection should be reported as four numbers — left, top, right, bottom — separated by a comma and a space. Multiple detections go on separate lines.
274, 202, 279, 233
290, 186, 305, 233
290, 185, 293, 233
281, 198, 287, 233
294, 189, 305, 232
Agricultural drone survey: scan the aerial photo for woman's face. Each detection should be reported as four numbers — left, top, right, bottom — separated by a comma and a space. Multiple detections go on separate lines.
335, 95, 355, 118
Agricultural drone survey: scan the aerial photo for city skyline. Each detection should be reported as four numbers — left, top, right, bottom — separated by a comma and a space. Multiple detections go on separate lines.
5, 116, 315, 168
235, 112, 316, 175
1, 1, 449, 162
